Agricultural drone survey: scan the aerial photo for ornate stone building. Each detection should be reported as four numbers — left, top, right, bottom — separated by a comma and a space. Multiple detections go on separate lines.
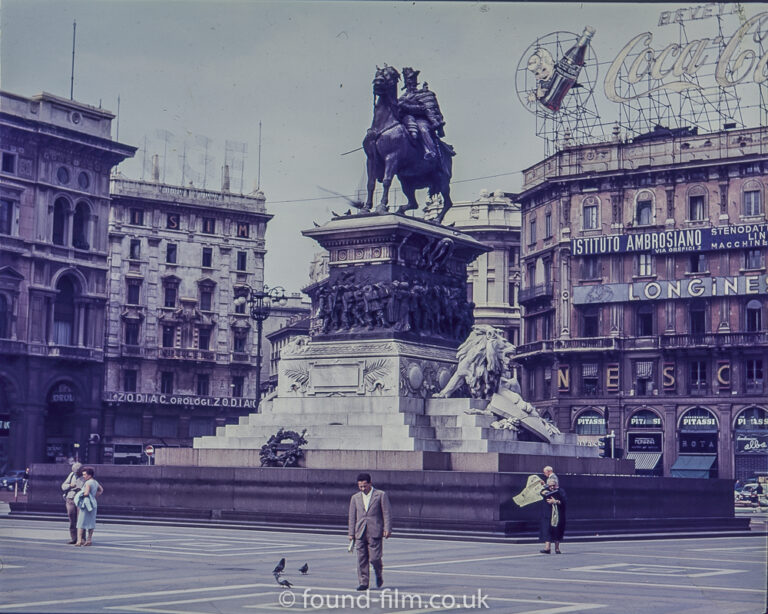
102, 174, 271, 462
0, 91, 135, 469
439, 190, 522, 345
515, 125, 768, 480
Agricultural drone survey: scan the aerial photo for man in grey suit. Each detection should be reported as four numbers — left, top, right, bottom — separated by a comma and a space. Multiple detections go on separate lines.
348, 472, 392, 590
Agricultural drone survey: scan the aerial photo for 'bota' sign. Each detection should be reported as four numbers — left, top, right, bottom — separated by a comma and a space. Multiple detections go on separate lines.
605, 12, 768, 102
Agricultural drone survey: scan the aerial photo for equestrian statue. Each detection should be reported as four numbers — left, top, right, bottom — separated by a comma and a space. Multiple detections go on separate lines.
362, 65, 456, 224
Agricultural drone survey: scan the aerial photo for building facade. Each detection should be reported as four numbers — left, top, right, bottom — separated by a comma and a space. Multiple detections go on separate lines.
0, 91, 135, 470
515, 125, 768, 480
265, 309, 311, 392
440, 190, 522, 345
102, 175, 271, 462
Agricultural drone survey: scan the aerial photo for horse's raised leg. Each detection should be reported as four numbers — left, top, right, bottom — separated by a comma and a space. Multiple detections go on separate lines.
434, 184, 454, 224
396, 178, 419, 215
375, 155, 397, 214
363, 154, 376, 212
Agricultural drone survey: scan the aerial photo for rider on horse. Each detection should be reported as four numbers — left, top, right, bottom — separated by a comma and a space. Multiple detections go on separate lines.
397, 67, 453, 162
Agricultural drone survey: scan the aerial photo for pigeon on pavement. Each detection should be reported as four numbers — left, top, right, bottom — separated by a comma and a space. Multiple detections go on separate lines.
299, 563, 309, 575
277, 578, 293, 589
272, 558, 286, 576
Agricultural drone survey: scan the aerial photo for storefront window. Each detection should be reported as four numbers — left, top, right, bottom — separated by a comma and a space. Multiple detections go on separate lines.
575, 409, 606, 436
734, 407, 768, 481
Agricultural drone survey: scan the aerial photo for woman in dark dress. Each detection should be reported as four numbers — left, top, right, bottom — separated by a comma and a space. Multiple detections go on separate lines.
539, 476, 566, 554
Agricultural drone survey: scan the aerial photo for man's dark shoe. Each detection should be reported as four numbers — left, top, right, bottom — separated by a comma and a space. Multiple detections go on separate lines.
375, 574, 383, 588
356, 585, 368, 591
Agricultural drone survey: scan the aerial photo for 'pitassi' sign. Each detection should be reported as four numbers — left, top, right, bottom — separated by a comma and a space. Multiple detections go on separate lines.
605, 11, 768, 102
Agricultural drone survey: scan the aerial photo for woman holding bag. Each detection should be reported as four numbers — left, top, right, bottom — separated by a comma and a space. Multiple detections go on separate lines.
74, 466, 103, 546
539, 476, 567, 554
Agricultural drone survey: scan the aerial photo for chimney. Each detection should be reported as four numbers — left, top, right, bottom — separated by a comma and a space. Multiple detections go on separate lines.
222, 165, 230, 192
151, 154, 160, 182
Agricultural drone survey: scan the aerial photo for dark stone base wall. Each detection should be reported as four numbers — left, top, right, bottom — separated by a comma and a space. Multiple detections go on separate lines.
19, 463, 744, 535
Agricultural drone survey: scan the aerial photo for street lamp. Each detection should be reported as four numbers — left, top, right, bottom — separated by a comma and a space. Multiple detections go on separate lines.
233, 284, 287, 409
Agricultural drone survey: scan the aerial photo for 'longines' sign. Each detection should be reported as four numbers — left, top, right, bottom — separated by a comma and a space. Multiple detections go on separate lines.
571, 224, 768, 256
574, 275, 768, 304
103, 391, 258, 409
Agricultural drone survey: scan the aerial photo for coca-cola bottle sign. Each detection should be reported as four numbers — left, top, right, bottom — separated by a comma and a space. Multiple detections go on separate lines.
516, 28, 598, 115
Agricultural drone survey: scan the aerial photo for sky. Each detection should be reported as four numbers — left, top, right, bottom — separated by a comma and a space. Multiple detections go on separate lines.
2, 1, 765, 292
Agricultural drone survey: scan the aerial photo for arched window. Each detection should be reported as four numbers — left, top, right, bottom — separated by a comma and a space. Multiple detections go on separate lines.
742, 180, 763, 216
53, 276, 77, 345
0, 294, 8, 339
746, 299, 763, 332
687, 185, 707, 221
52, 198, 69, 246
582, 195, 600, 230
628, 409, 662, 429
72, 202, 90, 250
635, 190, 654, 226
637, 304, 654, 336
689, 300, 706, 334
575, 409, 606, 436
581, 306, 599, 337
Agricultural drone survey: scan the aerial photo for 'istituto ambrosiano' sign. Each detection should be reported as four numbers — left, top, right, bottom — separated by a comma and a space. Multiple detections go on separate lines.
571, 223, 768, 256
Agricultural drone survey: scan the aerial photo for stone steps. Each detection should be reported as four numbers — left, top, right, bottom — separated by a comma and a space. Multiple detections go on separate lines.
235, 411, 431, 428
195, 396, 589, 457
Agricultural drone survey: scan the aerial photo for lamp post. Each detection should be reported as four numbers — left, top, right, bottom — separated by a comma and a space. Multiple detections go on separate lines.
233, 284, 287, 409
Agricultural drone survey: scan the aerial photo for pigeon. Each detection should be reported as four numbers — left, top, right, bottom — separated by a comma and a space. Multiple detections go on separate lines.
313, 221, 320, 227
277, 578, 293, 589
331, 210, 340, 217
272, 558, 286, 576
299, 563, 309, 575
344, 209, 351, 216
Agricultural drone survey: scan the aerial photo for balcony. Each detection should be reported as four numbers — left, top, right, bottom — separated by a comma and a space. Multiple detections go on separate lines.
518, 282, 554, 304
121, 344, 143, 357
158, 347, 216, 362
661, 331, 768, 349
553, 336, 616, 351
47, 345, 104, 362
745, 381, 765, 395
515, 340, 553, 356
0, 339, 27, 355
514, 336, 616, 358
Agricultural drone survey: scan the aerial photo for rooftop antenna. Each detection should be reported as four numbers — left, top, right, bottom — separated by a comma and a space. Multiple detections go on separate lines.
180, 141, 187, 186
141, 135, 147, 180
257, 120, 262, 190
70, 20, 77, 100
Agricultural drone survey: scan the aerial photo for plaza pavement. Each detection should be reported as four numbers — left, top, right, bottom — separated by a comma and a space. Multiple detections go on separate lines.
0, 516, 765, 614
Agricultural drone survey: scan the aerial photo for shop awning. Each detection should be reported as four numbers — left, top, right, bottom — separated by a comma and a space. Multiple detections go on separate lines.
670, 454, 716, 478
626, 452, 662, 471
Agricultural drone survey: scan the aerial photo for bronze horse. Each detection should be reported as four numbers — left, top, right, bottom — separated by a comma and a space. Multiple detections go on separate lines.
362, 66, 454, 223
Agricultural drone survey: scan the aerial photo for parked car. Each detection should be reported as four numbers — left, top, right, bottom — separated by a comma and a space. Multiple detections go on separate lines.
736, 483, 766, 505
1, 470, 27, 491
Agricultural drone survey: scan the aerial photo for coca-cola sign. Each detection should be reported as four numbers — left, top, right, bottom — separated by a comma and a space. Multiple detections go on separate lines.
516, 28, 598, 115
605, 12, 768, 103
